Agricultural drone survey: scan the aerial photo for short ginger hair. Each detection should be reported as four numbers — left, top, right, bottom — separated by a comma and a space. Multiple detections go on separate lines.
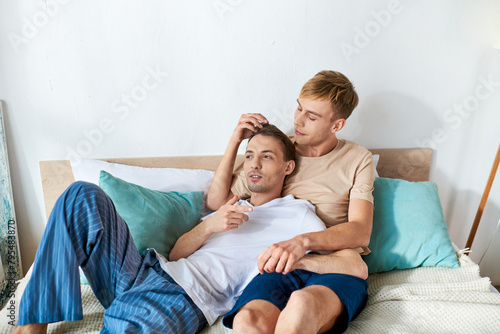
299, 70, 359, 120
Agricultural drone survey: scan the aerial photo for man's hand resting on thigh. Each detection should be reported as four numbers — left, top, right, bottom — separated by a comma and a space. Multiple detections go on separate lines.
257, 237, 369, 279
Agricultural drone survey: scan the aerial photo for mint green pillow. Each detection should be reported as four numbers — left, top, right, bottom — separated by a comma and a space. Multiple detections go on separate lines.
98, 170, 203, 258
364, 177, 459, 274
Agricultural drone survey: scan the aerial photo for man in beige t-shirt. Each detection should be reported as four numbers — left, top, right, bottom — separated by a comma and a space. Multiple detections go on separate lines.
207, 70, 374, 333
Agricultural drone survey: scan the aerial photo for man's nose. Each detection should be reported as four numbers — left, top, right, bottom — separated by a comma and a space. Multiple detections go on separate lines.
251, 159, 262, 170
294, 111, 304, 127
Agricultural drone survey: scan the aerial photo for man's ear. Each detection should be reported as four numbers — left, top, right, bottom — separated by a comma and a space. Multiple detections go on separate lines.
284, 160, 295, 175
330, 118, 346, 133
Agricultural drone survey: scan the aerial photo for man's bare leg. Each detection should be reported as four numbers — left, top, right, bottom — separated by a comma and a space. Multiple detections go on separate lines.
233, 299, 281, 334
275, 285, 345, 334
11, 323, 48, 334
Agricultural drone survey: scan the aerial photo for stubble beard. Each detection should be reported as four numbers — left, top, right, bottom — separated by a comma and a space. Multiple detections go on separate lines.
248, 183, 268, 193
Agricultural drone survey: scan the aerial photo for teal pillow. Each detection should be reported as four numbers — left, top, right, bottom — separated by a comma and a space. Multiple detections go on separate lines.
364, 177, 459, 274
98, 170, 203, 258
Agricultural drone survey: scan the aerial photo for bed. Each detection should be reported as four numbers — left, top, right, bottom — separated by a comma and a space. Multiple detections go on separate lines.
1, 148, 499, 333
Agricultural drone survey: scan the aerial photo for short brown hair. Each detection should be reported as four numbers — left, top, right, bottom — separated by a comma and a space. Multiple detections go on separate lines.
248, 124, 295, 162
299, 70, 359, 120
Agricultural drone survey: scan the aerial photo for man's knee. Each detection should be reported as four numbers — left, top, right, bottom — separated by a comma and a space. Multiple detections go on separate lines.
55, 181, 114, 228
68, 181, 102, 195
234, 308, 263, 327
233, 304, 278, 334
286, 289, 317, 312
63, 181, 109, 208
282, 287, 344, 333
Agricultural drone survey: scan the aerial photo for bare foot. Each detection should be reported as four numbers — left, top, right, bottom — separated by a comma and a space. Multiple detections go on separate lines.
11, 323, 48, 334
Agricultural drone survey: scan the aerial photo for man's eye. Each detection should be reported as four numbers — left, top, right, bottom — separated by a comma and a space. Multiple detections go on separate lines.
245, 155, 252, 159
264, 155, 272, 159
308, 117, 316, 121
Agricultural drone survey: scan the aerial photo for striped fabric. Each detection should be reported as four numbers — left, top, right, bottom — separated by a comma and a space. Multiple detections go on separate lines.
19, 181, 207, 333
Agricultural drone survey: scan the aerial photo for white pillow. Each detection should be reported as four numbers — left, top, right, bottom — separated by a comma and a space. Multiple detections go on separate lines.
373, 154, 380, 177
70, 158, 216, 215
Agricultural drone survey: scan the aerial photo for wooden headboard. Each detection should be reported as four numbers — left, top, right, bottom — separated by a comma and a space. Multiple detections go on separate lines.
39, 148, 432, 218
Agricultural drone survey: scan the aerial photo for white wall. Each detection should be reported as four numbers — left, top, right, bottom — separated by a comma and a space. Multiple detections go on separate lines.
0, 0, 499, 280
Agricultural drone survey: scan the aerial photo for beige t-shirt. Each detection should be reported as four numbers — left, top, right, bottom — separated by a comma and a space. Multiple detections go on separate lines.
231, 139, 375, 253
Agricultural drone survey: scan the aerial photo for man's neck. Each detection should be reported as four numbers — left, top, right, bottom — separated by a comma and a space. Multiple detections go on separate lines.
249, 191, 281, 207
296, 136, 339, 157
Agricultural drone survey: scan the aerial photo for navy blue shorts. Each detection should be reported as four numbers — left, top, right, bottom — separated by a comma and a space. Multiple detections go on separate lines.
223, 270, 368, 333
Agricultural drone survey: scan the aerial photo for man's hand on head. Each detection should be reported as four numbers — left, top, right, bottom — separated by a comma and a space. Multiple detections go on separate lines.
230, 113, 269, 144
205, 195, 253, 234
257, 236, 308, 275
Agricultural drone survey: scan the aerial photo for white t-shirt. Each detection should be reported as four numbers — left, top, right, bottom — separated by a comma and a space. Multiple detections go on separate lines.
156, 194, 326, 325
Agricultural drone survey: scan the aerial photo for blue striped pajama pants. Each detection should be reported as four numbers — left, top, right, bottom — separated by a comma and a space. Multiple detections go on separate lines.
19, 181, 207, 333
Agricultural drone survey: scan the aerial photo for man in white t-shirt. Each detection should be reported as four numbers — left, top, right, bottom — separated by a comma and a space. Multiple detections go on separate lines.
14, 124, 326, 334
164, 124, 327, 325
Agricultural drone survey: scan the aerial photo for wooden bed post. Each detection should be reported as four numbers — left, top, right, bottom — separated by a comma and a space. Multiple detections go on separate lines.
465, 143, 500, 249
